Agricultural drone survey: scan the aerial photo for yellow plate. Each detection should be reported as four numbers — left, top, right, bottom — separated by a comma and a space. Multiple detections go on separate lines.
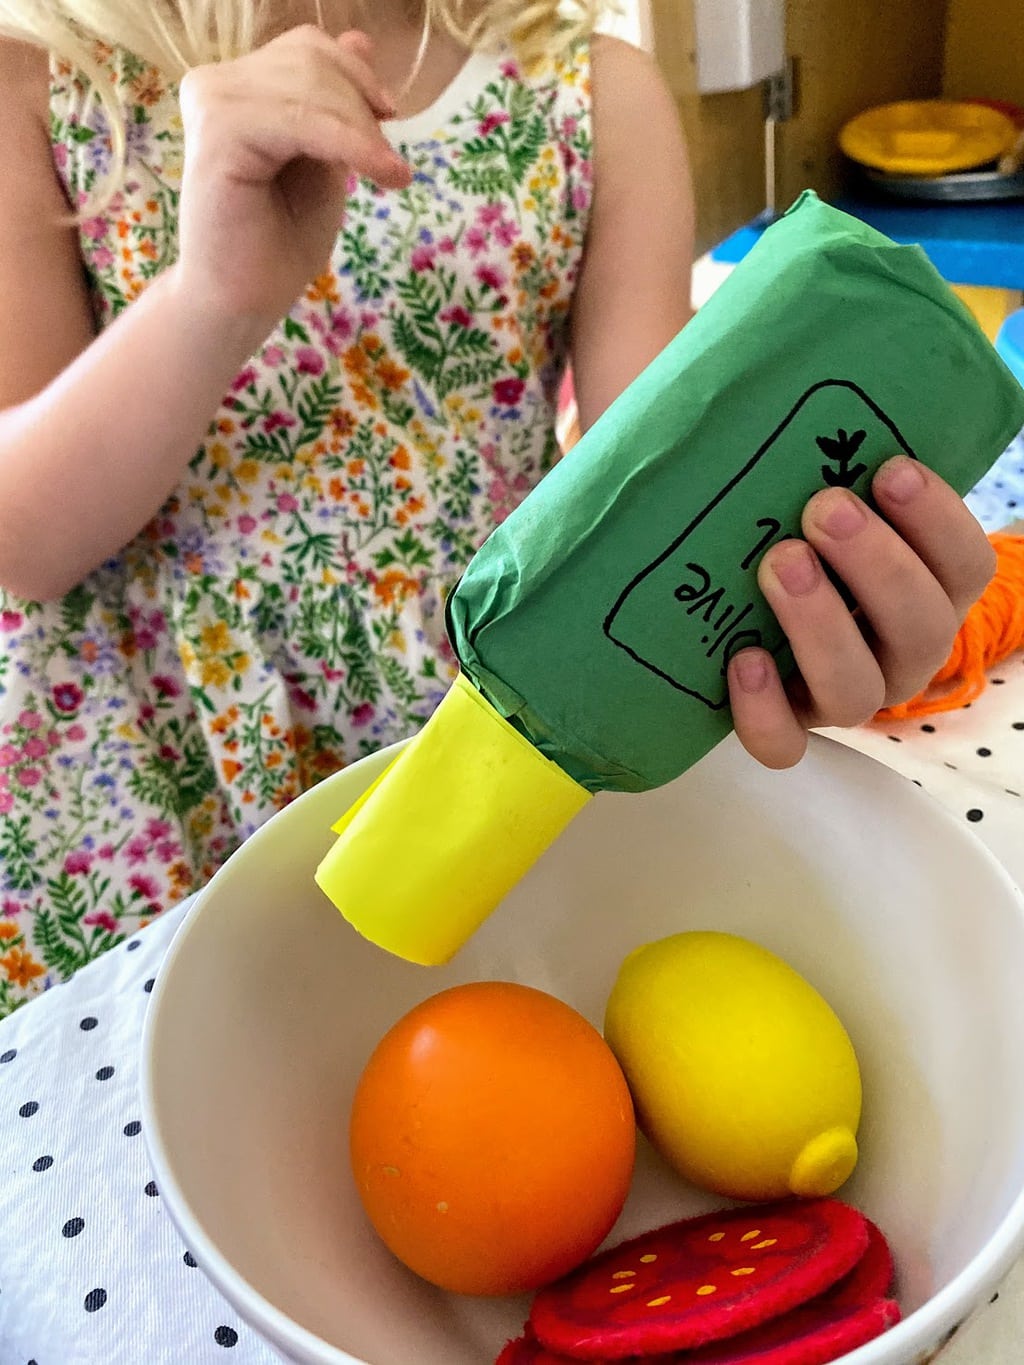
839, 100, 1016, 176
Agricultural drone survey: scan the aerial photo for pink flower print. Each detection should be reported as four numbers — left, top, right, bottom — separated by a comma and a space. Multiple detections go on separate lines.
158, 745, 181, 764
479, 203, 504, 226
139, 702, 156, 724
18, 710, 42, 731
494, 220, 517, 247
146, 818, 172, 841
129, 873, 159, 900
411, 244, 436, 272
290, 686, 317, 712
91, 246, 115, 270
352, 703, 375, 727
475, 264, 506, 291
23, 737, 48, 759
464, 226, 488, 257
439, 237, 456, 254
330, 308, 353, 340
263, 412, 296, 434
66, 724, 87, 742
479, 111, 510, 136
238, 514, 258, 534
151, 674, 182, 699
16, 768, 41, 788
125, 835, 150, 865
0, 791, 12, 815
562, 115, 579, 138
2, 897, 20, 916
232, 366, 259, 392
98, 844, 116, 861
65, 850, 94, 875
156, 840, 181, 863
0, 745, 19, 767
500, 59, 520, 78
573, 185, 590, 212
1, 610, 23, 631
53, 682, 85, 714
84, 911, 118, 934
296, 347, 325, 376
81, 216, 108, 241
493, 378, 526, 406
262, 345, 286, 367
360, 311, 379, 330
53, 142, 68, 170
440, 305, 473, 329
276, 493, 299, 514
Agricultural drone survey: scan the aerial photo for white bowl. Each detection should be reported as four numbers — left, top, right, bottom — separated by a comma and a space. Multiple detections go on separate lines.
142, 733, 1024, 1365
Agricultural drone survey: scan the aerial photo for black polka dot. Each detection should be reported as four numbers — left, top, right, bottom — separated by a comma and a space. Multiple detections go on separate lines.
123, 1120, 142, 1137
967, 809, 985, 822
912, 779, 923, 787
31, 1156, 53, 1172
95, 1066, 115, 1081
18, 1101, 39, 1118
127, 940, 141, 951
991, 1291, 1001, 1304
944, 762, 958, 771
0, 1048, 15, 1063
183, 1251, 197, 1268
977, 747, 992, 757
1014, 722, 1024, 731
887, 734, 902, 742
62, 1217, 85, 1238
143, 978, 155, 993
79, 1017, 98, 1031
993, 678, 1006, 685
84, 1288, 107, 1313
214, 1326, 239, 1348
144, 1180, 159, 1197
921, 723, 936, 733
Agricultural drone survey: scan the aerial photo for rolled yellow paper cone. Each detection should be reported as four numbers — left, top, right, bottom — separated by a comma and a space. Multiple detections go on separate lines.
314, 672, 591, 964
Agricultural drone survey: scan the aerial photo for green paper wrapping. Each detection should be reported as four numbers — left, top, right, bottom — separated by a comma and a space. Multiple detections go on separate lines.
447, 192, 1024, 793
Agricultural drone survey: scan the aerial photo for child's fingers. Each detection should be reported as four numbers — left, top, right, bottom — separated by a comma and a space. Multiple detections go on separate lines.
799, 484, 959, 707
727, 649, 809, 769
870, 456, 996, 622
757, 539, 888, 726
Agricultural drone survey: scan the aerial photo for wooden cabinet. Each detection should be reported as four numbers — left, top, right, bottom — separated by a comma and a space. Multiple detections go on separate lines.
651, 0, 1024, 253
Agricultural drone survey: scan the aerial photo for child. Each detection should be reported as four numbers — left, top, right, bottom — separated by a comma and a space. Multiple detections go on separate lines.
0, 0, 995, 1015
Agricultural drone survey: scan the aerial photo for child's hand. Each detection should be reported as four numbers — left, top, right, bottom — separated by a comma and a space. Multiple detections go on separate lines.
727, 456, 996, 767
176, 26, 411, 329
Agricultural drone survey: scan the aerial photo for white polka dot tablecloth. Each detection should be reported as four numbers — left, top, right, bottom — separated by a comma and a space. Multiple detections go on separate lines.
0, 899, 280, 1365
2, 663, 1024, 1365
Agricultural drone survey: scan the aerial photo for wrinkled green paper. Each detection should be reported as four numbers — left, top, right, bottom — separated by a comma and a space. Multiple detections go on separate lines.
448, 192, 1024, 791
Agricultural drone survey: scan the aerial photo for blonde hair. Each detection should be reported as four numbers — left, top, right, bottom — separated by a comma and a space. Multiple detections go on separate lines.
0, 0, 607, 84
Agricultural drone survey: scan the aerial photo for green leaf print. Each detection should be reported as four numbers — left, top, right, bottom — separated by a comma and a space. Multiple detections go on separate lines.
296, 375, 344, 450
0, 976, 26, 1017
34, 906, 87, 980
128, 732, 216, 818
0, 816, 42, 893
283, 317, 311, 344
342, 222, 389, 301
60, 583, 95, 639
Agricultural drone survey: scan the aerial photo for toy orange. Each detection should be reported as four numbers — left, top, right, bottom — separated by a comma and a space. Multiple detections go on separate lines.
349, 981, 636, 1296
839, 100, 1016, 176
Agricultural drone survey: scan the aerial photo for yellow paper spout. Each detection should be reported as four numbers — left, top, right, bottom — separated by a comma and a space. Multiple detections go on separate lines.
314, 672, 591, 964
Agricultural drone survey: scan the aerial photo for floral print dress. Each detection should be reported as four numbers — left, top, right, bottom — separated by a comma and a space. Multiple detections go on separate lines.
0, 41, 593, 1015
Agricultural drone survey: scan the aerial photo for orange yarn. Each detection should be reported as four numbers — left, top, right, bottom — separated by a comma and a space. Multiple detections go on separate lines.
876, 532, 1024, 721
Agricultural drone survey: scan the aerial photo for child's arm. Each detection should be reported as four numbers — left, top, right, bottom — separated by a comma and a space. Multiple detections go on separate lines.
0, 29, 410, 603
572, 36, 995, 767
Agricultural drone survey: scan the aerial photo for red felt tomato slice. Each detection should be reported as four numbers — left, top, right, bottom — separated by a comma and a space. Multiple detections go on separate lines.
528, 1200, 869, 1360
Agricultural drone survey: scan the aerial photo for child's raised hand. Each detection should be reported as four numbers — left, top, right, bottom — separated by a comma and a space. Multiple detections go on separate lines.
176, 26, 412, 329
727, 457, 996, 767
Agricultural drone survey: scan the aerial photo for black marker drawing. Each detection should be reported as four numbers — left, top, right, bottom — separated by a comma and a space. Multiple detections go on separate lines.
603, 379, 916, 709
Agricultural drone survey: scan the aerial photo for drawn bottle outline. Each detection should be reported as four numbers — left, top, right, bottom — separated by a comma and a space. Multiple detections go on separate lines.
602, 380, 916, 709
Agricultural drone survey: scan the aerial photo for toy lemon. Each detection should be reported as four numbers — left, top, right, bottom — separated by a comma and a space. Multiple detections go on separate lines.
604, 932, 862, 1202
